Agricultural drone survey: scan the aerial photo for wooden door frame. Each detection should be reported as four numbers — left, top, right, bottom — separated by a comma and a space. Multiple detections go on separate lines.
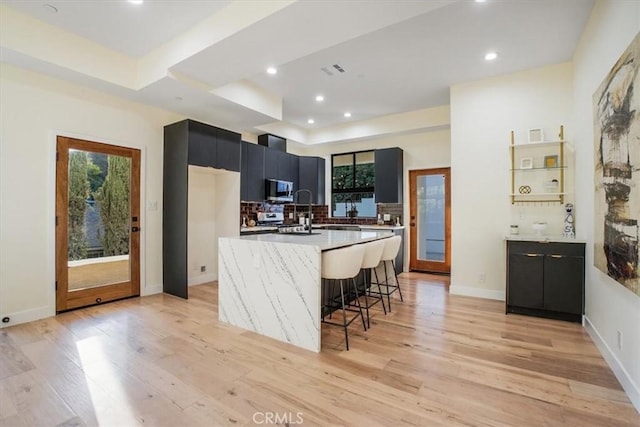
409, 168, 451, 273
55, 136, 141, 312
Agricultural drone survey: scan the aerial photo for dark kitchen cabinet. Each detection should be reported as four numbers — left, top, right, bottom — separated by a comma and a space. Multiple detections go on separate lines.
187, 121, 216, 168
264, 148, 299, 182
506, 240, 585, 322
289, 154, 299, 194
258, 133, 286, 152
375, 147, 403, 203
216, 128, 242, 171
186, 120, 241, 171
163, 119, 241, 299
298, 156, 325, 205
264, 148, 281, 180
241, 141, 266, 202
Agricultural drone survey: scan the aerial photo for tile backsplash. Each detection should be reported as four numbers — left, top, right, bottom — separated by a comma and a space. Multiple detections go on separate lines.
240, 202, 403, 226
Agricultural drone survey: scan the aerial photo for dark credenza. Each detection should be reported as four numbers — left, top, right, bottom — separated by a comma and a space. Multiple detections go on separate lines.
506, 239, 585, 322
163, 119, 241, 298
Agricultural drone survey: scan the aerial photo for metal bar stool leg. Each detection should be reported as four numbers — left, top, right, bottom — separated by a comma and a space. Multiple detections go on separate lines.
339, 279, 349, 351
371, 267, 387, 314
392, 260, 404, 302
350, 277, 366, 331
383, 260, 392, 312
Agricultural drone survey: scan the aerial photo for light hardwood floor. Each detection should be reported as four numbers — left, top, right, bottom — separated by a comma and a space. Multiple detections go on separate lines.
1, 273, 638, 426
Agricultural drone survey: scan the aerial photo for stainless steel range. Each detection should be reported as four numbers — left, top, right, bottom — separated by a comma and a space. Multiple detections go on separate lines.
256, 212, 284, 226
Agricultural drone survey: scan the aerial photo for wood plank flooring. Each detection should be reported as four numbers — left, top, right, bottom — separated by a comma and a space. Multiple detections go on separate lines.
1, 272, 638, 426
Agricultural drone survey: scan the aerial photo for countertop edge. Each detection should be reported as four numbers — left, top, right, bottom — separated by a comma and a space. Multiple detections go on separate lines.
504, 235, 586, 244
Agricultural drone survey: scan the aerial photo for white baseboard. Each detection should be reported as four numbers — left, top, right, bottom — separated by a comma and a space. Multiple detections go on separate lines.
0, 305, 54, 329
188, 273, 216, 286
142, 283, 163, 296
585, 316, 640, 413
449, 285, 505, 301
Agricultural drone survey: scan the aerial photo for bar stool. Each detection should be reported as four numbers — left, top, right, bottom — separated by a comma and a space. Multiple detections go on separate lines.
355, 239, 387, 328
371, 235, 403, 312
321, 244, 366, 351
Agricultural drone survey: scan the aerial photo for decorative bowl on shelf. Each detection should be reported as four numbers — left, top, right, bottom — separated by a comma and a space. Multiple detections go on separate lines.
532, 222, 547, 236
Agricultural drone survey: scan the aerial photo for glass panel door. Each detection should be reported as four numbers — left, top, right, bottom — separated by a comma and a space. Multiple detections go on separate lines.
418, 174, 445, 262
56, 136, 140, 312
409, 168, 451, 273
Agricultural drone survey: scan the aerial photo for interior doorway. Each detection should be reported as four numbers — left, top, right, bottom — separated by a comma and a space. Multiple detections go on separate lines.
409, 168, 451, 274
55, 136, 140, 312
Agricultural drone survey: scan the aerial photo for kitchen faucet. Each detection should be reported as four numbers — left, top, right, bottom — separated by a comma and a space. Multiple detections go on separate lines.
293, 189, 313, 234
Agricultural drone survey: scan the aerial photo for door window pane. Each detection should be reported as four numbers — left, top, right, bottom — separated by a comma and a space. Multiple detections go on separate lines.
417, 174, 445, 262
67, 149, 131, 290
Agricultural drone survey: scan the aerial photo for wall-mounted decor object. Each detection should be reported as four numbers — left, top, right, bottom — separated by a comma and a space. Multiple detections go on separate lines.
520, 157, 533, 169
518, 185, 531, 194
544, 155, 558, 168
528, 128, 544, 143
593, 32, 640, 297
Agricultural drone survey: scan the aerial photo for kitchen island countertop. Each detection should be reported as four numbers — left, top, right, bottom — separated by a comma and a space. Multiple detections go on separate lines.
235, 229, 393, 251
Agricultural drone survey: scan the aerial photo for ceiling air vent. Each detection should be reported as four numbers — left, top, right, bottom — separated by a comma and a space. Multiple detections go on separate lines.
321, 67, 334, 76
321, 64, 346, 76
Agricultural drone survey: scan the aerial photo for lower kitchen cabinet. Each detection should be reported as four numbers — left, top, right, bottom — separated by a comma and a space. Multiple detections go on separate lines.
506, 240, 585, 322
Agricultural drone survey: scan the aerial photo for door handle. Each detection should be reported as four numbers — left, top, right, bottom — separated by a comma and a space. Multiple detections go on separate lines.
549, 254, 565, 258
132, 226, 140, 232
525, 253, 543, 257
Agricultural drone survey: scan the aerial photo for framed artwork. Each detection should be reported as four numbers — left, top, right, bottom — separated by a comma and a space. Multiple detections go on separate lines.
544, 155, 558, 168
528, 128, 544, 143
593, 32, 640, 297
520, 157, 533, 169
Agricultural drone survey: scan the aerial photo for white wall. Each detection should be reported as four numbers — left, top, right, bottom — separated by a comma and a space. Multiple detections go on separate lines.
187, 167, 218, 285
187, 167, 241, 286
0, 63, 181, 326
572, 0, 640, 409
449, 62, 573, 300
297, 129, 451, 272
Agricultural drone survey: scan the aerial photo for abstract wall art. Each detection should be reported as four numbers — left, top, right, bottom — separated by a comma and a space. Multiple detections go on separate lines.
594, 32, 640, 297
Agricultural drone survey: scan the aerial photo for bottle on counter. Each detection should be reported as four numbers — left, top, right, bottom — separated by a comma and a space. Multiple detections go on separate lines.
377, 214, 384, 225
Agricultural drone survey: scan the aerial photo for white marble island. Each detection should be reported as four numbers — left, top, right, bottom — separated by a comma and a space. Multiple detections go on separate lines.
218, 229, 392, 352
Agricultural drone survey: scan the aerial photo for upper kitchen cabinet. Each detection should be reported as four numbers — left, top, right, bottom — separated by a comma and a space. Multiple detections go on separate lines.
298, 156, 326, 205
178, 119, 241, 172
264, 148, 299, 183
258, 133, 287, 152
241, 141, 266, 202
375, 147, 403, 203
216, 127, 242, 171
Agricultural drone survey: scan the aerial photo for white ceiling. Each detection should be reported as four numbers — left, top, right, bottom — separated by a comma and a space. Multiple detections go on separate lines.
0, 0, 594, 144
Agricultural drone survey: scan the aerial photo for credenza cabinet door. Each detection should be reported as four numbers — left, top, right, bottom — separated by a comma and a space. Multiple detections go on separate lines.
543, 254, 584, 315
508, 252, 544, 309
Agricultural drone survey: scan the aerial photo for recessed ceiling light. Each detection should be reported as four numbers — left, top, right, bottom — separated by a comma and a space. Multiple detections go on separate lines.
266, 67, 277, 75
344, 112, 351, 118
315, 95, 324, 102
128, 0, 144, 4
484, 51, 498, 61
307, 119, 315, 124
475, 0, 487, 3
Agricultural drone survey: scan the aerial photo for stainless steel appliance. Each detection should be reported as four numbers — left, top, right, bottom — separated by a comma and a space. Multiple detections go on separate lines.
256, 212, 284, 225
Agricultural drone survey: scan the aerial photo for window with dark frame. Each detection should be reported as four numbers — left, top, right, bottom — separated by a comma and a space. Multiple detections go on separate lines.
331, 151, 376, 217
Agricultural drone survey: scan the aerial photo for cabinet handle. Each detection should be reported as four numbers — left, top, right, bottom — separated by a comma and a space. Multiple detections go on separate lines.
525, 253, 543, 257
550, 254, 565, 258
